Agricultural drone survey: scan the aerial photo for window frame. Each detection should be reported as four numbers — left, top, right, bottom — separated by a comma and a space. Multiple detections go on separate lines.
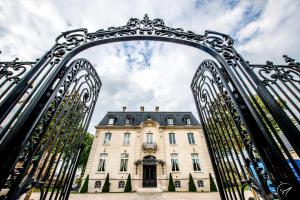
118, 181, 125, 188
170, 153, 180, 171
108, 116, 116, 125
103, 132, 112, 144
191, 153, 201, 171
98, 153, 107, 171
94, 181, 101, 188
125, 115, 132, 125
167, 116, 174, 125
169, 132, 176, 144
187, 132, 195, 144
120, 153, 129, 172
123, 132, 131, 145
174, 180, 181, 188
146, 132, 153, 144
185, 118, 191, 125
197, 180, 204, 187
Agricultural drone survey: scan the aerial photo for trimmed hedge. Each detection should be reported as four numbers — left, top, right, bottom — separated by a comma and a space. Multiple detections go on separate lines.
168, 173, 175, 192
188, 173, 197, 192
102, 173, 110, 192
209, 173, 218, 192
80, 174, 89, 193
124, 173, 132, 192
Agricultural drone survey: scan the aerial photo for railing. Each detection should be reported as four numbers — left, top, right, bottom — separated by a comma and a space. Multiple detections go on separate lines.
142, 142, 157, 151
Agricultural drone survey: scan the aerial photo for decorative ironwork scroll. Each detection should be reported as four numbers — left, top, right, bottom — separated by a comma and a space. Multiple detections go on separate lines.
0, 58, 101, 199
192, 59, 300, 200
0, 14, 299, 200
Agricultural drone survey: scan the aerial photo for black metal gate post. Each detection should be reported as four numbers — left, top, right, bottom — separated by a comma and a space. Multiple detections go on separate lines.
0, 58, 101, 199
192, 59, 300, 200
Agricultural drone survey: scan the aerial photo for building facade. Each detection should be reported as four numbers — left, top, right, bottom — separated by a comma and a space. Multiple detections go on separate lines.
83, 107, 214, 192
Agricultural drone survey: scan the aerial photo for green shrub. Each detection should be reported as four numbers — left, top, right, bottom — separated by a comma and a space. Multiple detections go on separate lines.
209, 173, 218, 192
168, 173, 175, 192
124, 173, 132, 192
102, 173, 110, 192
188, 173, 197, 192
80, 174, 89, 193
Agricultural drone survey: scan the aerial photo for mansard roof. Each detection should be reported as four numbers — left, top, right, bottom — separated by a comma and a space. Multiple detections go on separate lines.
97, 111, 200, 126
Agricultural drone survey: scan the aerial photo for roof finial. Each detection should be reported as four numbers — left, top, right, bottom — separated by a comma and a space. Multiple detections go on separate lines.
144, 14, 149, 21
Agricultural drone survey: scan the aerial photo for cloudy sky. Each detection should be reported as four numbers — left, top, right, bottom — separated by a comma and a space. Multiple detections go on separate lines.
1, 0, 299, 133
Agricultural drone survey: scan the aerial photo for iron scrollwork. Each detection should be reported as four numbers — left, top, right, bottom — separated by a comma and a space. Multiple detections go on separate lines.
0, 58, 101, 200
191, 60, 276, 200
1, 14, 300, 200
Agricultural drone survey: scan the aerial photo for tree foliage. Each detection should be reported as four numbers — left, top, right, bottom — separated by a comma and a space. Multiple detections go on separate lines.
124, 173, 132, 192
168, 173, 175, 192
209, 173, 218, 192
188, 173, 197, 192
80, 174, 89, 193
102, 173, 110, 192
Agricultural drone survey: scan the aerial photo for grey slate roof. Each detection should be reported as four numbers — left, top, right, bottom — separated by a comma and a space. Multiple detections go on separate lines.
98, 111, 200, 126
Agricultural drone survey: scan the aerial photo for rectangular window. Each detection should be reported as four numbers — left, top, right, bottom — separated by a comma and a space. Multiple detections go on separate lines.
146, 133, 153, 144
169, 133, 176, 144
123, 133, 130, 145
167, 117, 174, 125
120, 153, 129, 171
191, 153, 201, 171
125, 116, 132, 125
186, 118, 191, 125
171, 153, 179, 171
98, 153, 107, 171
104, 132, 112, 144
187, 133, 195, 144
108, 117, 115, 125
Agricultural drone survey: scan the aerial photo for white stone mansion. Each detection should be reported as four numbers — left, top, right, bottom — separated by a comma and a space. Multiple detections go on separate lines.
83, 107, 213, 192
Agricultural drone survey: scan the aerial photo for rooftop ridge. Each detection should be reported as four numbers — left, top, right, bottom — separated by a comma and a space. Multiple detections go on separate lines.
98, 111, 200, 126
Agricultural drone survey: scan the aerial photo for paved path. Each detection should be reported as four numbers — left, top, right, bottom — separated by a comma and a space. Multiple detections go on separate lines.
27, 192, 221, 200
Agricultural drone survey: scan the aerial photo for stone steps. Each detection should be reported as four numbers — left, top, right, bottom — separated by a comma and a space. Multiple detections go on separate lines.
136, 187, 163, 193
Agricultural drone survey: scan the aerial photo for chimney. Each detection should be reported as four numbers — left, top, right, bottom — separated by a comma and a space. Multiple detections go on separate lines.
140, 106, 144, 112
122, 106, 126, 112
155, 106, 159, 112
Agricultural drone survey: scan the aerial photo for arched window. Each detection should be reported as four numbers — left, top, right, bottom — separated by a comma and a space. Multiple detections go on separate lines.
118, 181, 125, 188
174, 180, 181, 188
95, 181, 101, 188
197, 180, 204, 187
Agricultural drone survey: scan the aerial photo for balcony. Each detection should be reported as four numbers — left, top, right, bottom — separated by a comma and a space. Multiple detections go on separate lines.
142, 142, 157, 152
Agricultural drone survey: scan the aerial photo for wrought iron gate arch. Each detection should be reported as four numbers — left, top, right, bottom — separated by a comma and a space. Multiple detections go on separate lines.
0, 58, 101, 200
0, 14, 299, 200
191, 59, 273, 199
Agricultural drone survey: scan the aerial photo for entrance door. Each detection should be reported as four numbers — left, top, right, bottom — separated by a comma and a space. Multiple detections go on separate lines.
143, 164, 157, 187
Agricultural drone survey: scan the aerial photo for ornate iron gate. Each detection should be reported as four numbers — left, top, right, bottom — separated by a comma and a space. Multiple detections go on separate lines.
0, 14, 299, 199
191, 58, 300, 200
0, 58, 101, 199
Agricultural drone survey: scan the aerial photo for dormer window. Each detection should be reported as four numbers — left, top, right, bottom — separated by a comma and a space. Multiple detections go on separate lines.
167, 116, 174, 125
108, 116, 116, 125
184, 116, 191, 125
125, 115, 132, 125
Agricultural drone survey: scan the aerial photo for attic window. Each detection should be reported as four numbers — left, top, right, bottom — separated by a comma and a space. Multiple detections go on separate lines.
125, 115, 132, 125
184, 116, 191, 125
167, 116, 174, 125
108, 116, 116, 125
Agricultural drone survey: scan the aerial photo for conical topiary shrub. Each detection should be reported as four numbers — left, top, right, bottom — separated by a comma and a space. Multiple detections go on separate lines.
102, 173, 110, 192
209, 173, 218, 192
168, 173, 175, 192
188, 173, 197, 192
80, 174, 89, 193
124, 173, 132, 192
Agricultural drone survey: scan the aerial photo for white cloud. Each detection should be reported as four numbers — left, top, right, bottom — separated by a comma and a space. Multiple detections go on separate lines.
0, 0, 299, 133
